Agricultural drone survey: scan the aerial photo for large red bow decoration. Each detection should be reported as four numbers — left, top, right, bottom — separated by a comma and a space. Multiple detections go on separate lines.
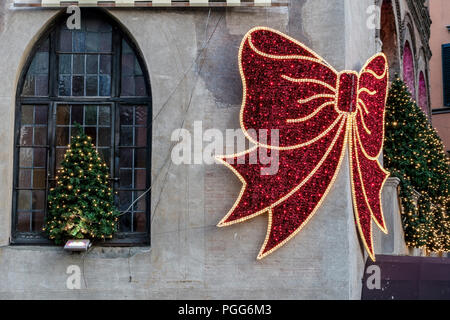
217, 27, 390, 261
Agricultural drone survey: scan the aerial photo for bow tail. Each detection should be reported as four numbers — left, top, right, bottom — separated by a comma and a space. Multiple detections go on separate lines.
349, 116, 390, 261
258, 117, 348, 259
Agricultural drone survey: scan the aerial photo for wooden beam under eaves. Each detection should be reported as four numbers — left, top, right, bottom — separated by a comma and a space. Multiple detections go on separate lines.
13, 0, 289, 8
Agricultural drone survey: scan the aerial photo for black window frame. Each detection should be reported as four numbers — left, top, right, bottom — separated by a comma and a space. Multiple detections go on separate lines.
443, 43, 450, 107
11, 8, 152, 246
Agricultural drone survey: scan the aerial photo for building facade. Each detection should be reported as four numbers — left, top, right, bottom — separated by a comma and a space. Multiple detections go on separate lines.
0, 0, 431, 299
430, 0, 450, 152
377, 0, 432, 116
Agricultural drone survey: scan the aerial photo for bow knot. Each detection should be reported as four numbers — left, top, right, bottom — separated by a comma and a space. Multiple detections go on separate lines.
337, 72, 359, 114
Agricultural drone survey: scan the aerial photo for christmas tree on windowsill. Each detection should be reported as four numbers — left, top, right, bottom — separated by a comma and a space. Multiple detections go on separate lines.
44, 123, 120, 244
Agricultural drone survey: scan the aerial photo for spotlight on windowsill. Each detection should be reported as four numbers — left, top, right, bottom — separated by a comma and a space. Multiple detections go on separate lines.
64, 239, 92, 252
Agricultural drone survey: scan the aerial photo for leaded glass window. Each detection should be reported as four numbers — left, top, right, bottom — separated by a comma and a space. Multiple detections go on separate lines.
13, 9, 151, 244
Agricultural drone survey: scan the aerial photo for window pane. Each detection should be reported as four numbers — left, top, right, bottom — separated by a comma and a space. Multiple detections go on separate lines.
18, 190, 31, 211
85, 19, 101, 32
19, 127, 33, 145
35, 106, 48, 125
120, 148, 132, 168
59, 54, 71, 75
35, 75, 49, 96
120, 127, 133, 146
135, 169, 146, 189
56, 127, 69, 147
59, 29, 72, 52
72, 76, 84, 96
55, 148, 67, 169
135, 148, 147, 168
18, 169, 32, 188
135, 191, 147, 211
98, 128, 111, 147
98, 148, 111, 168
73, 55, 85, 74
121, 40, 147, 96
86, 76, 98, 96
21, 105, 34, 125
86, 55, 99, 74
98, 106, 110, 126
122, 53, 134, 76
73, 32, 86, 53
121, 76, 135, 96
33, 148, 46, 167
120, 169, 132, 189
85, 127, 97, 145
100, 34, 112, 52
119, 214, 132, 232
56, 105, 70, 125
135, 76, 146, 96
134, 211, 146, 232
135, 107, 147, 125
58, 75, 71, 96
32, 191, 46, 210
34, 127, 47, 145
71, 105, 83, 125
100, 55, 111, 75
85, 105, 97, 125
19, 148, 33, 167
118, 191, 132, 211
86, 32, 99, 52
120, 106, 134, 125
99, 75, 111, 96
32, 211, 45, 232
118, 191, 132, 232
16, 212, 31, 232
22, 75, 37, 97
135, 127, 147, 147
21, 38, 49, 96
443, 45, 450, 106
33, 169, 46, 189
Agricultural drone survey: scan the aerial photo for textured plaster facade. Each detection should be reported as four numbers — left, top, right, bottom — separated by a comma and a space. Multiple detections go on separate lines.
0, 0, 411, 299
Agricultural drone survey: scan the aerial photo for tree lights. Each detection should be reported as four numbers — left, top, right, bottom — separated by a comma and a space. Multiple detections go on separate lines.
384, 78, 450, 253
44, 123, 120, 243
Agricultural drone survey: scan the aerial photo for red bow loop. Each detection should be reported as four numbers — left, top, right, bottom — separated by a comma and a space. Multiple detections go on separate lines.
240, 28, 340, 149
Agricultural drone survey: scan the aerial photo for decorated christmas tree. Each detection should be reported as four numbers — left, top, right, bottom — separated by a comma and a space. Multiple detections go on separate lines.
384, 77, 450, 252
44, 123, 120, 244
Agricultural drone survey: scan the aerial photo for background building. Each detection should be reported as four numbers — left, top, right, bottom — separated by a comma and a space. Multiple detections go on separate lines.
0, 0, 432, 299
430, 0, 450, 152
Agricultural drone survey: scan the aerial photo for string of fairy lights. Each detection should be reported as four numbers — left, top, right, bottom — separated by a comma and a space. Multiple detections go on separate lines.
384, 77, 450, 252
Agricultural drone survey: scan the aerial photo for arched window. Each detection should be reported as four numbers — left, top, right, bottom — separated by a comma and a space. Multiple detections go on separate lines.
418, 71, 429, 117
403, 41, 416, 99
13, 9, 152, 244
